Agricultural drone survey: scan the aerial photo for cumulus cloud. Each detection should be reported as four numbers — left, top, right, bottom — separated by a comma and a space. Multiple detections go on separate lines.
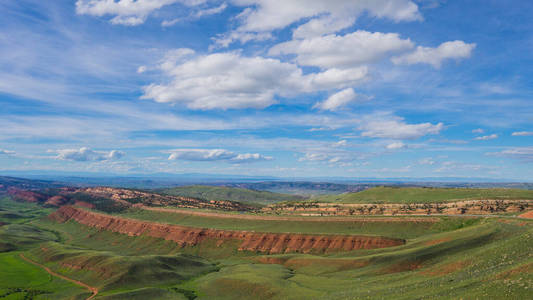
474, 134, 498, 141
314, 88, 357, 111
167, 149, 271, 163
385, 142, 407, 150
512, 131, 533, 136
472, 128, 484, 134
54, 147, 125, 162
75, 0, 205, 26
217, 0, 421, 45
392, 40, 476, 68
359, 117, 443, 139
142, 50, 367, 109
270, 31, 413, 69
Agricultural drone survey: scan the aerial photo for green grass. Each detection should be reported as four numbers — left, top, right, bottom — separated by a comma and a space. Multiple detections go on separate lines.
0, 252, 88, 299
182, 219, 532, 299
115, 208, 471, 239
0, 196, 54, 224
315, 186, 533, 204
160, 185, 304, 206
2, 186, 532, 299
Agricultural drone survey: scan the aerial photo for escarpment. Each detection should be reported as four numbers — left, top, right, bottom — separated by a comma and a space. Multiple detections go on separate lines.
263, 200, 532, 216
50, 206, 405, 254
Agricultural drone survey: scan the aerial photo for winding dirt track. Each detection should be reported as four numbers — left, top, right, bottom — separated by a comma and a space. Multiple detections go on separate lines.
141, 206, 441, 223
19, 253, 98, 300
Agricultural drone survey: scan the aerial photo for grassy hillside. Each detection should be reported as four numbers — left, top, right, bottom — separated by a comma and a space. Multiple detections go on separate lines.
38, 213, 532, 299
160, 185, 304, 206
1, 191, 532, 299
118, 208, 474, 239
315, 186, 533, 204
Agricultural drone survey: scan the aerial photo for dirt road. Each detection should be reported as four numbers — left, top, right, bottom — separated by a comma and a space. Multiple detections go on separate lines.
19, 253, 98, 300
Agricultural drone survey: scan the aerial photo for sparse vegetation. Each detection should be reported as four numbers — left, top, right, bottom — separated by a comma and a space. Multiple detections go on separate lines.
160, 185, 304, 206
315, 186, 533, 204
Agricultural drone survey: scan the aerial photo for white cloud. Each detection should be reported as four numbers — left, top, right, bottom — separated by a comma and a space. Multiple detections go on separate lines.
385, 142, 407, 150
489, 147, 533, 162
270, 31, 413, 69
0, 149, 16, 155
292, 15, 356, 39
472, 128, 484, 134
392, 40, 476, 68
418, 157, 435, 165
512, 131, 533, 136
167, 149, 271, 163
142, 50, 367, 109
220, 0, 421, 46
359, 117, 443, 139
54, 147, 125, 162
314, 88, 357, 111
194, 2, 227, 17
474, 134, 498, 141
162, 2, 227, 27
75, 0, 205, 26
333, 140, 348, 147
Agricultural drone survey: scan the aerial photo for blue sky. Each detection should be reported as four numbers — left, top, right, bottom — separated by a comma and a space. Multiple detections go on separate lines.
0, 0, 532, 180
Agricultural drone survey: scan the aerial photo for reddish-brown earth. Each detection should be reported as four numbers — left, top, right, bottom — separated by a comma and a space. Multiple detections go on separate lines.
142, 206, 440, 222
264, 200, 532, 216
7, 187, 47, 203
79, 187, 255, 211
19, 253, 98, 300
50, 206, 405, 254
519, 210, 533, 219
420, 260, 470, 276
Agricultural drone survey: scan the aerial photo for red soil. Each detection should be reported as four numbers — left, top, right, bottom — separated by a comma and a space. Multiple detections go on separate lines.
74, 201, 96, 209
420, 260, 470, 276
518, 210, 533, 219
7, 188, 47, 203
379, 260, 423, 274
256, 256, 369, 272
424, 237, 451, 246
45, 195, 69, 207
50, 206, 405, 254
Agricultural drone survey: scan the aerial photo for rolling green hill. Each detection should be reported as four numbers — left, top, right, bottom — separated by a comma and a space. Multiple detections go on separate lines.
160, 185, 305, 206
315, 186, 533, 204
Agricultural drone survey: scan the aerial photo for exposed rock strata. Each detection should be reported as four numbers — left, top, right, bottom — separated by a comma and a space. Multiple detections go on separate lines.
50, 206, 405, 254
263, 200, 532, 216
80, 187, 254, 211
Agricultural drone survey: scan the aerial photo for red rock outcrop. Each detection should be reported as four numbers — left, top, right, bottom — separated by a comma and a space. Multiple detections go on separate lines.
263, 200, 532, 216
50, 206, 405, 254
44, 195, 69, 207
7, 187, 47, 203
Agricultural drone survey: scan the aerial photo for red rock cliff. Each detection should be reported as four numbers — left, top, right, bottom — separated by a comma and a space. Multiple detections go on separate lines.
50, 206, 405, 254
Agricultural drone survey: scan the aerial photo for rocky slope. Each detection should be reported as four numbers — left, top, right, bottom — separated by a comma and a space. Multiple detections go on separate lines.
50, 206, 405, 254
263, 200, 532, 216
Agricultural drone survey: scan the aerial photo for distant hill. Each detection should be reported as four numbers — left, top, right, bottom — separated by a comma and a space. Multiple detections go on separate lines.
224, 181, 373, 195
159, 185, 305, 206
315, 186, 533, 204
0, 176, 64, 191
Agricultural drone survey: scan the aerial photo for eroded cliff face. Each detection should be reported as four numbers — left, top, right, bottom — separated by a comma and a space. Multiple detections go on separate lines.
80, 187, 254, 211
263, 200, 532, 216
50, 206, 405, 254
